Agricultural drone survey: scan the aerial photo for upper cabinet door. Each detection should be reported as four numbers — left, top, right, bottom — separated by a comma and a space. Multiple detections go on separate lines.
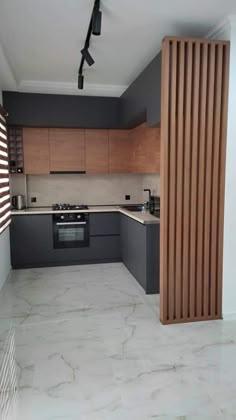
108, 130, 132, 173
85, 129, 109, 173
49, 128, 85, 172
145, 126, 160, 173
132, 124, 161, 173
23, 128, 50, 174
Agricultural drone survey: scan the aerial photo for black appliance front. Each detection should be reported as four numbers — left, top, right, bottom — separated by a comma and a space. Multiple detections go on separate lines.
53, 213, 90, 249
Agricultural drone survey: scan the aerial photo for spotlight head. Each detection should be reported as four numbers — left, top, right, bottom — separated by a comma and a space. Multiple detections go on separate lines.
92, 9, 102, 36
78, 73, 84, 89
81, 47, 95, 66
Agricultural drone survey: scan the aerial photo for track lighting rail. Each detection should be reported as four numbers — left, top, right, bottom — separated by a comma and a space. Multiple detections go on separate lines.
78, 0, 102, 89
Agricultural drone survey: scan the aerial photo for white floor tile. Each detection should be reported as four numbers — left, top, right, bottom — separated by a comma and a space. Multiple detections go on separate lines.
0, 263, 235, 419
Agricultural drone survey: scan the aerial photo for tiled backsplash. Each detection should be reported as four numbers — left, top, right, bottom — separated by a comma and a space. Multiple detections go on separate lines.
10, 173, 160, 207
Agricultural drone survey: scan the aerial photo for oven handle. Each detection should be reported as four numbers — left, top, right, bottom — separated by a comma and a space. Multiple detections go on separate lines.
56, 222, 87, 226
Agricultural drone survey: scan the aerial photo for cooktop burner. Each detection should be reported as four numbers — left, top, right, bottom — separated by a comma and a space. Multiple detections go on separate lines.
52, 204, 89, 211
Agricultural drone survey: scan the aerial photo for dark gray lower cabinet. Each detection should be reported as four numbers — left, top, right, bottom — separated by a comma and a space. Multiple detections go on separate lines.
90, 212, 120, 236
10, 212, 159, 295
10, 214, 121, 268
120, 214, 159, 294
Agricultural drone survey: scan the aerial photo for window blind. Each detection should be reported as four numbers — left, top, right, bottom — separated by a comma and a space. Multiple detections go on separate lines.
0, 104, 11, 234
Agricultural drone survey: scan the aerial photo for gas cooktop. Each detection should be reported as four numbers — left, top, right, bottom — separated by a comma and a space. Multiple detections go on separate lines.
52, 204, 89, 211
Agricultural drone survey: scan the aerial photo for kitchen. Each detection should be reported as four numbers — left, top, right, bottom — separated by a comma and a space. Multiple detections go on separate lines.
0, 0, 236, 418
8, 120, 161, 294
3, 24, 162, 294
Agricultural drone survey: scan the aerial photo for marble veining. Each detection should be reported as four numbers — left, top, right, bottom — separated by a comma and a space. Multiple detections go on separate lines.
0, 263, 236, 419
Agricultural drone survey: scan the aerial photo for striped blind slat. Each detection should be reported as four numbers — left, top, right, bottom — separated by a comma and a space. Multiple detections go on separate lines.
0, 105, 11, 234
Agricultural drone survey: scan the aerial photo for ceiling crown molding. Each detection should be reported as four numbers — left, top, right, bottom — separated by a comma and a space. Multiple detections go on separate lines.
18, 80, 128, 97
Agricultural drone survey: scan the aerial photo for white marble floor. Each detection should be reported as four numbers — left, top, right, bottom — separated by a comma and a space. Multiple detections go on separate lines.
0, 263, 236, 419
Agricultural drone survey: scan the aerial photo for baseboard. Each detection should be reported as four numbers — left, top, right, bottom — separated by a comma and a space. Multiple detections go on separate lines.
223, 312, 236, 320
11, 258, 122, 269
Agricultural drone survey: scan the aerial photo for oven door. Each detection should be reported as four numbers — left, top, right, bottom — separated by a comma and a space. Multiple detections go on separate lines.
53, 217, 90, 249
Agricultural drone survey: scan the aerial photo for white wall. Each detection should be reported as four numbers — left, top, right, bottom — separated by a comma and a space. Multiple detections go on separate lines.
221, 19, 236, 319
0, 228, 11, 289
0, 89, 11, 290
207, 17, 236, 319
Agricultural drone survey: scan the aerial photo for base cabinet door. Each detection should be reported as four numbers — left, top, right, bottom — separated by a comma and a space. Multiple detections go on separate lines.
121, 214, 147, 291
120, 214, 159, 294
90, 213, 120, 236
10, 215, 57, 267
10, 215, 121, 268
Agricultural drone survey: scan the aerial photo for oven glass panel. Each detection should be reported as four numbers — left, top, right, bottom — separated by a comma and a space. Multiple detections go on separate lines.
58, 226, 85, 243
53, 213, 89, 249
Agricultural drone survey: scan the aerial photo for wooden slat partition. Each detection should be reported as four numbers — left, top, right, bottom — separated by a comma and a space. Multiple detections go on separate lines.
160, 37, 230, 324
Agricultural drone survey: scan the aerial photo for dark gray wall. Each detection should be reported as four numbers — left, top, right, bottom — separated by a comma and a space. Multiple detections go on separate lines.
3, 92, 122, 129
121, 52, 162, 128
3, 51, 162, 129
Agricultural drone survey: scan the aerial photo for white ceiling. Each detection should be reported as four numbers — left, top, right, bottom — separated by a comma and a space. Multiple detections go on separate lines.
0, 0, 235, 96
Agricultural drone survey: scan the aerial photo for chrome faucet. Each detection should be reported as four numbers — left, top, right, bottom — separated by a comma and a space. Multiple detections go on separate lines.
143, 189, 151, 211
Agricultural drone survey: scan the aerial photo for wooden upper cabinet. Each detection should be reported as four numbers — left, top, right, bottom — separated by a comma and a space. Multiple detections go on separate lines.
131, 123, 160, 173
108, 130, 132, 173
85, 129, 109, 173
49, 128, 85, 172
23, 128, 50, 174
22, 125, 160, 175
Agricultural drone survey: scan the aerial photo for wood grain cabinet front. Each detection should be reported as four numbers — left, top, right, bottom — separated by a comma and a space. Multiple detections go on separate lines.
131, 123, 160, 173
108, 129, 133, 173
49, 128, 86, 173
85, 129, 109, 173
23, 128, 50, 175
22, 125, 160, 175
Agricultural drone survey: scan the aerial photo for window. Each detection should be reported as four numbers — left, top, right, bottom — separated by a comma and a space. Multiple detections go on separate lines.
0, 104, 11, 234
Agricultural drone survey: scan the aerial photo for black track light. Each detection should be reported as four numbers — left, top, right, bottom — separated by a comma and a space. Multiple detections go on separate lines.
92, 9, 102, 36
78, 73, 84, 90
81, 47, 94, 66
78, 0, 102, 89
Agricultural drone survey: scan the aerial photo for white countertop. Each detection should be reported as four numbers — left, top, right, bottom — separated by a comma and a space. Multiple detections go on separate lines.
11, 206, 160, 225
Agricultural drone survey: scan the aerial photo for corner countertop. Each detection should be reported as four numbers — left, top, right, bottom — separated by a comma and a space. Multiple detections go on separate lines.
11, 205, 160, 225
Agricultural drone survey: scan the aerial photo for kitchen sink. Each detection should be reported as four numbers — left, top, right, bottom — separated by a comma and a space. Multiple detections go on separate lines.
122, 204, 144, 212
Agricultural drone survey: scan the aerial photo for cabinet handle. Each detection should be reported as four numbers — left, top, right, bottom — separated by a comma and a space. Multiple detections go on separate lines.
56, 222, 87, 226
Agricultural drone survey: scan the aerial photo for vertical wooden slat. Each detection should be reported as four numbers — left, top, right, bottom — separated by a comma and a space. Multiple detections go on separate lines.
190, 42, 200, 318
160, 36, 229, 324
175, 41, 185, 321
182, 42, 193, 319
160, 38, 170, 323
210, 44, 223, 316
203, 43, 216, 317
217, 44, 230, 316
168, 40, 177, 321
196, 42, 208, 318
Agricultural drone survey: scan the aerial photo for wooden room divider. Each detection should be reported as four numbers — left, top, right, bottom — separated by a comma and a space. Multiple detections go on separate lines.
160, 37, 230, 324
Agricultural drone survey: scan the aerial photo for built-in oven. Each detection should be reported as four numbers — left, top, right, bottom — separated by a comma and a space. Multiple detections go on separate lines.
53, 213, 90, 249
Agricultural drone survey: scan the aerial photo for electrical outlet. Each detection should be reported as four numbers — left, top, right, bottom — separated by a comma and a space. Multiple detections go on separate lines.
31, 197, 37, 203
125, 195, 130, 201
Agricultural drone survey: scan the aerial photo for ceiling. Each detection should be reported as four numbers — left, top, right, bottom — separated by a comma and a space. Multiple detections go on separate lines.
0, 0, 235, 97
